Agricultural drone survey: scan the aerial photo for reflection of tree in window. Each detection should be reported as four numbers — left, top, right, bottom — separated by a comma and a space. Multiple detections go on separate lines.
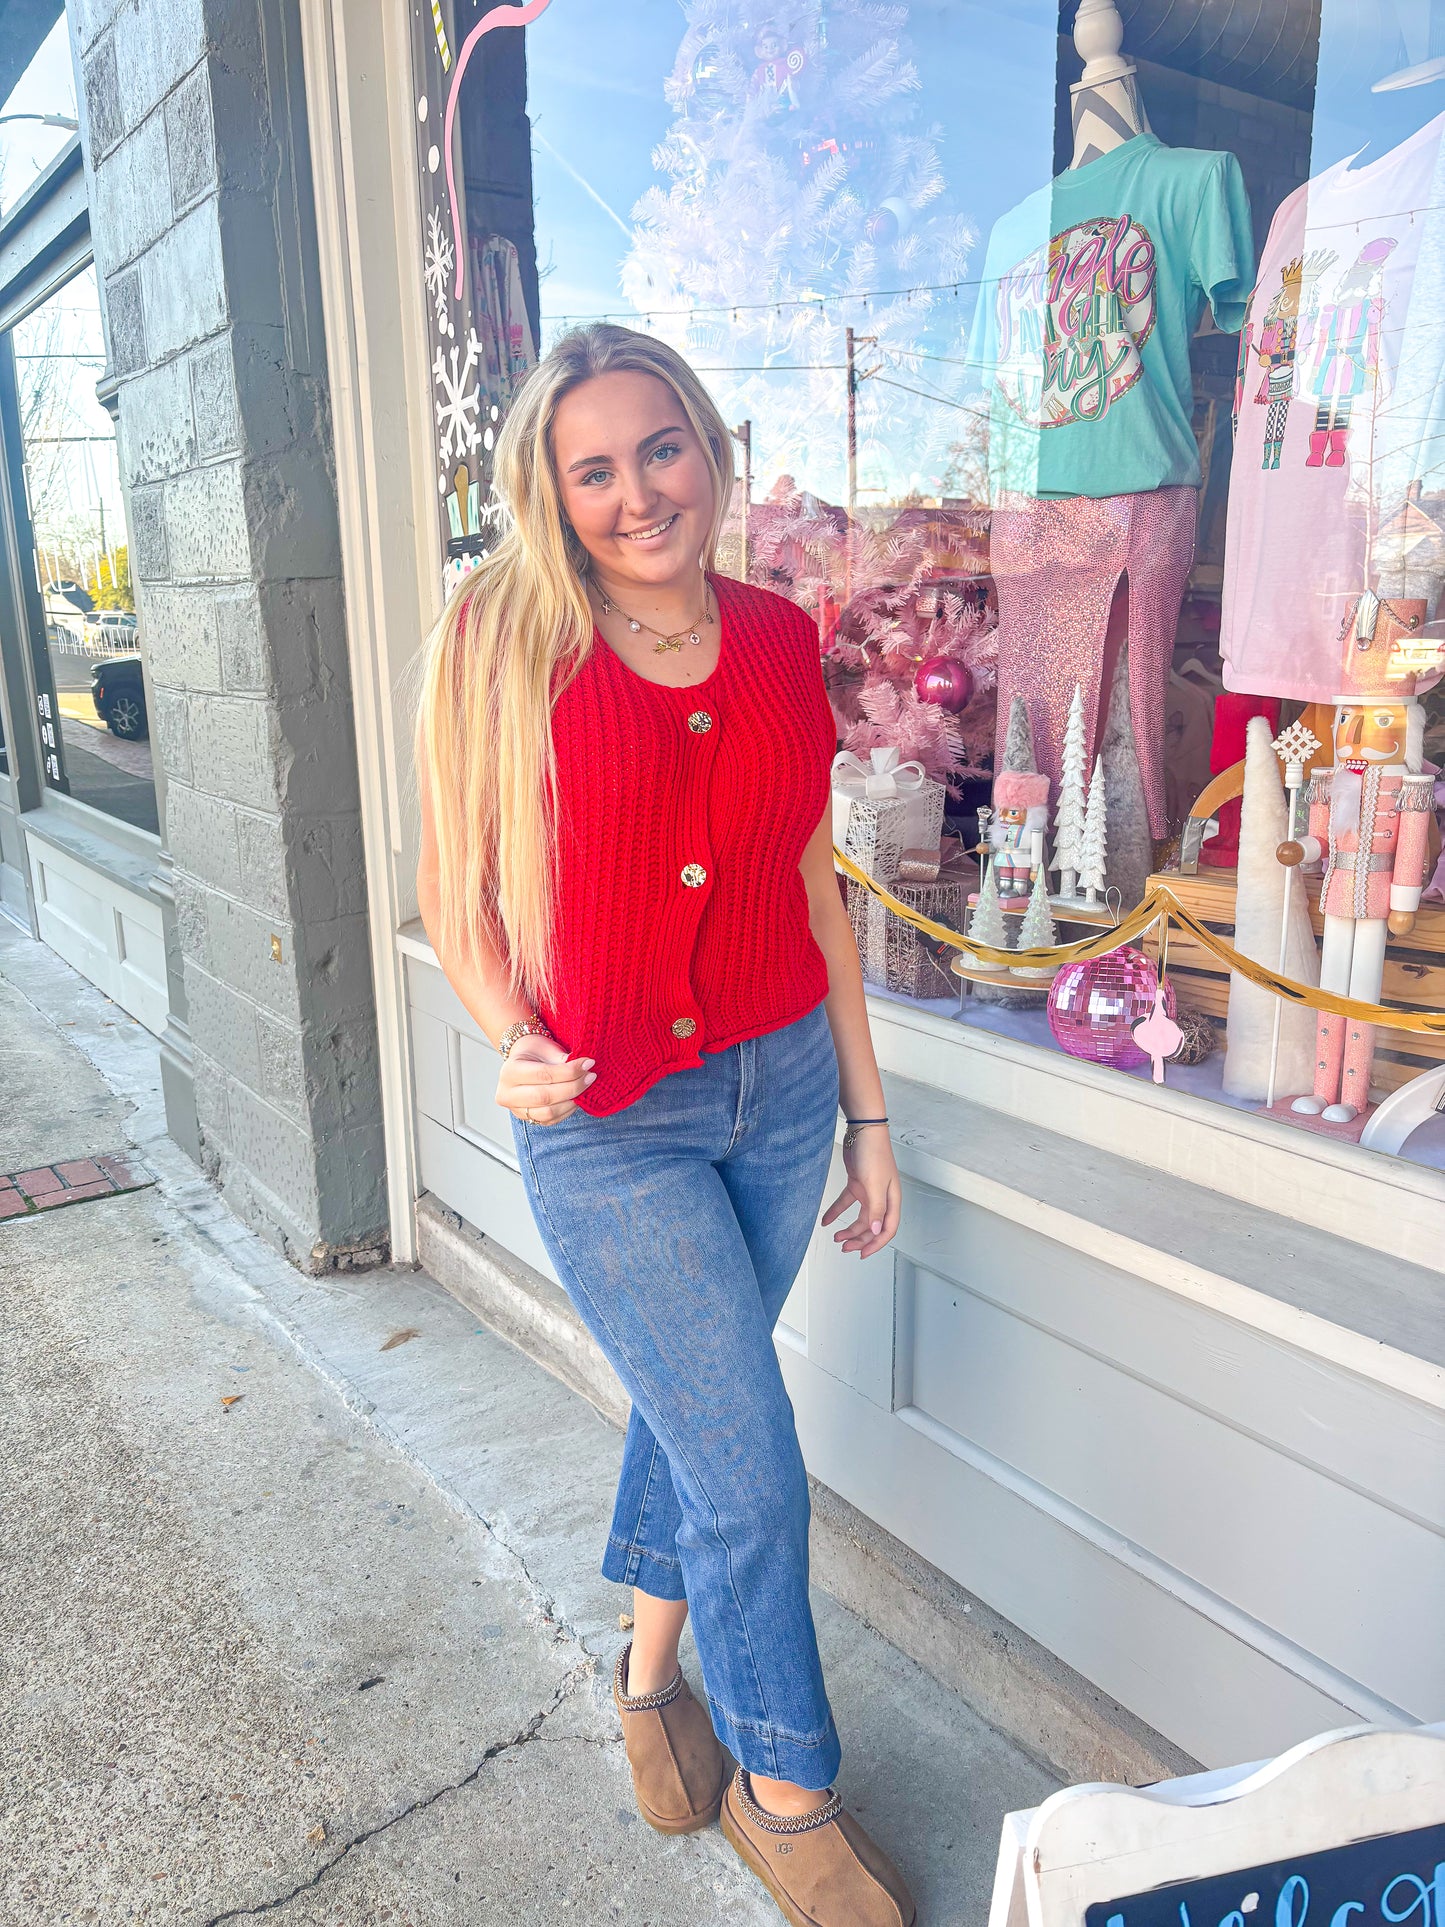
11, 269, 155, 835
605, 3, 976, 514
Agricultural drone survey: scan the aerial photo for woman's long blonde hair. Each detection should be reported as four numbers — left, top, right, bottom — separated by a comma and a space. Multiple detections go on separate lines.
414, 324, 736, 1008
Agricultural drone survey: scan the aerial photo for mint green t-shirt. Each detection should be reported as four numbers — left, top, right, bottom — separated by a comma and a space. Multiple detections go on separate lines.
968, 135, 1255, 501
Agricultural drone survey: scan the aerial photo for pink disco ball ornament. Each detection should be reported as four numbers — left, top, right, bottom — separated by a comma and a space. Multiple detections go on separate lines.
914, 655, 973, 713
1046, 947, 1176, 1071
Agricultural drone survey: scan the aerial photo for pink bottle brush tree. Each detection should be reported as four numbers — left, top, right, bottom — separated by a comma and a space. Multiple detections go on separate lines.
747, 483, 998, 796
823, 560, 998, 791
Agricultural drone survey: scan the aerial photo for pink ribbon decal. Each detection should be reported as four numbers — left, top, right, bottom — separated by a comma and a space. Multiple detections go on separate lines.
443, 0, 556, 301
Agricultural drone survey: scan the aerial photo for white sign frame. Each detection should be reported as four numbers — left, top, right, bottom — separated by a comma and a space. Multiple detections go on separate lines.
988, 1722, 1445, 1927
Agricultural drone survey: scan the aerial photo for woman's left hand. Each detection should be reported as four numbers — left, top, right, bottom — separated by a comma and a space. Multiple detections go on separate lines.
822, 1129, 901, 1259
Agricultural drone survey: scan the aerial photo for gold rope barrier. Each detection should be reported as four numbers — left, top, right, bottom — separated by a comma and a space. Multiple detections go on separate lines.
835, 846, 1445, 1038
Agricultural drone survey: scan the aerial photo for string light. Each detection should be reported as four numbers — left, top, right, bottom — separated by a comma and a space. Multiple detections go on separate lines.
542, 271, 983, 329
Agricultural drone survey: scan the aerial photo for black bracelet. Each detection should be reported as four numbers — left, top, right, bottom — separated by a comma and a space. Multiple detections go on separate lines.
843, 1115, 888, 1126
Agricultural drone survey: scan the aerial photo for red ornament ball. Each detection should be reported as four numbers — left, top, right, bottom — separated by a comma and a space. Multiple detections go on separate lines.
1046, 947, 1176, 1071
914, 655, 973, 713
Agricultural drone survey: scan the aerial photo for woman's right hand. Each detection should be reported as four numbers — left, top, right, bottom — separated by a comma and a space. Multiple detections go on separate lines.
496, 1033, 596, 1125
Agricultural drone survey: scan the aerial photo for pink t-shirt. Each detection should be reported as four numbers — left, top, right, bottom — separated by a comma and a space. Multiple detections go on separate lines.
1221, 114, 1445, 701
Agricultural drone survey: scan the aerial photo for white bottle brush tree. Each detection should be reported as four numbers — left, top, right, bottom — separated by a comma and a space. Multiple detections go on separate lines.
1010, 867, 1058, 980
968, 857, 1009, 968
1052, 684, 1088, 898
1079, 754, 1109, 905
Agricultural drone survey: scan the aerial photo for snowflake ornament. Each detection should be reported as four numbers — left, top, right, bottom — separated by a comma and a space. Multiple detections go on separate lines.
424, 207, 455, 330
433, 326, 484, 465
1271, 720, 1322, 772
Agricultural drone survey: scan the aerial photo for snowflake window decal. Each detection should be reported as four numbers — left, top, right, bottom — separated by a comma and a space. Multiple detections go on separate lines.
424, 207, 455, 334
434, 326, 484, 465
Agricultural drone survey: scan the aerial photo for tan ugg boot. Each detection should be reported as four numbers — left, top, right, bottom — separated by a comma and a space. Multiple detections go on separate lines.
612, 1641, 728, 1835
720, 1766, 916, 1926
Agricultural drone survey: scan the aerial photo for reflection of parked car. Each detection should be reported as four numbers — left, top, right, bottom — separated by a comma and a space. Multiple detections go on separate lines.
83, 610, 139, 652
90, 655, 147, 739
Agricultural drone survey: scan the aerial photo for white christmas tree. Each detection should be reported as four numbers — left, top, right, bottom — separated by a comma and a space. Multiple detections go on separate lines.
1009, 867, 1058, 981
1052, 683, 1087, 898
615, 2, 976, 512
968, 859, 1009, 969
1079, 754, 1108, 904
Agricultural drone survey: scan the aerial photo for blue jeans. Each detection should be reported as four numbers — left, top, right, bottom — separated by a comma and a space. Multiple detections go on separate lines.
511, 1000, 842, 1788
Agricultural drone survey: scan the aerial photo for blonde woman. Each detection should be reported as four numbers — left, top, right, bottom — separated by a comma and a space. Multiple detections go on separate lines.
415, 323, 913, 1926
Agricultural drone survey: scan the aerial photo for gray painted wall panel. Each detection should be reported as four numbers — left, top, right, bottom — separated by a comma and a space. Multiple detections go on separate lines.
415, 1112, 555, 1284
906, 1262, 1444, 1715
900, 1182, 1445, 1530
783, 1342, 1372, 1768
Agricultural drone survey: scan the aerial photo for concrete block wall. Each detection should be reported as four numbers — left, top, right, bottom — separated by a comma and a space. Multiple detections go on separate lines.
70, 0, 387, 1268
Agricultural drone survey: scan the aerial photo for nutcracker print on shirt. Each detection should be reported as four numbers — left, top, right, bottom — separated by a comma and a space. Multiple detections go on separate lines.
1237, 240, 1398, 473
1221, 112, 1445, 705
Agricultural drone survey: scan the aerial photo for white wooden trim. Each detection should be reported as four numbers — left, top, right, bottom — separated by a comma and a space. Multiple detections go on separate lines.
402, 929, 1443, 1760
783, 1347, 1371, 1765
893, 1120, 1445, 1413
296, 1, 445, 1261
867, 995, 1445, 1272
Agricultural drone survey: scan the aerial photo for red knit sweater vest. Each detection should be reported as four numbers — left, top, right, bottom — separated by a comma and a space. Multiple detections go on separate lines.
540, 574, 837, 1115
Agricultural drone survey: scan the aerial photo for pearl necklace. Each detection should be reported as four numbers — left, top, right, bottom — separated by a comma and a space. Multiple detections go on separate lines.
594, 580, 716, 654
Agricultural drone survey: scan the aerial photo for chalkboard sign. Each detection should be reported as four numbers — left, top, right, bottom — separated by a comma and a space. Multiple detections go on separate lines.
1086, 1822, 1445, 1927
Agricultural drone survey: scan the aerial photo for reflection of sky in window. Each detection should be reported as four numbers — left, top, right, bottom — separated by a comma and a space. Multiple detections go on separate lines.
525, 0, 1057, 501
0, 13, 78, 219
1310, 0, 1445, 174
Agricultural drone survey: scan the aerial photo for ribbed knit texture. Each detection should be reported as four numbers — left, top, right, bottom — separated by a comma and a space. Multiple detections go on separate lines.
542, 574, 837, 1115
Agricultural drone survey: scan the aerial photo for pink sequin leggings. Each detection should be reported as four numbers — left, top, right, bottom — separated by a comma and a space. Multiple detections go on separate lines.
990, 487, 1198, 837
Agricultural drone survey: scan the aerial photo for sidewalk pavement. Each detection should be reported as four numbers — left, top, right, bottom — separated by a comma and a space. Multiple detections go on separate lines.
0, 923, 1058, 1924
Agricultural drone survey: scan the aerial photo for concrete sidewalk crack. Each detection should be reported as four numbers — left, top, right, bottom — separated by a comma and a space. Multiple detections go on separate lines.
202, 1660, 594, 1923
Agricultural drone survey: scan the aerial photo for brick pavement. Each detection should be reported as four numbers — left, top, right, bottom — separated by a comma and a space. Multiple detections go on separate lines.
0, 1152, 152, 1219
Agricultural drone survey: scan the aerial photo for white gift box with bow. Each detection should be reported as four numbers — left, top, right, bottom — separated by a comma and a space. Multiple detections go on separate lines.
831, 749, 945, 878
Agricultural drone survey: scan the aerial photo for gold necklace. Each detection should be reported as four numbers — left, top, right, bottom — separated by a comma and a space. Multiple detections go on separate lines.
594, 581, 715, 654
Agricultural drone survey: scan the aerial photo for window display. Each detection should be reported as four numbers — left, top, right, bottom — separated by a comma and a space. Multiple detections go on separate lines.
417, 0, 1445, 1172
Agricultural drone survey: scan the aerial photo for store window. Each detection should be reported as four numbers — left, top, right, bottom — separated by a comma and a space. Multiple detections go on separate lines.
417, 0, 1445, 1172
7, 264, 156, 837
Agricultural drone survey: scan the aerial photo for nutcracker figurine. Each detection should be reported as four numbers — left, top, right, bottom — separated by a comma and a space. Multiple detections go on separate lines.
1276, 640, 1433, 1121
988, 771, 1050, 899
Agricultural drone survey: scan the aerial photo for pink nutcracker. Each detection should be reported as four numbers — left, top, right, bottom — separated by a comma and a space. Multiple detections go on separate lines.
988, 771, 1050, 900
1277, 657, 1433, 1123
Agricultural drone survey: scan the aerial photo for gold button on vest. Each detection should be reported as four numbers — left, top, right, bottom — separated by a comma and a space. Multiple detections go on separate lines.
681, 862, 707, 888
671, 1016, 697, 1038
687, 710, 713, 734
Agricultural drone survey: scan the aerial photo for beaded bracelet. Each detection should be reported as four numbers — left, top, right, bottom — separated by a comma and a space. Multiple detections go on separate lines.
498, 1015, 552, 1059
